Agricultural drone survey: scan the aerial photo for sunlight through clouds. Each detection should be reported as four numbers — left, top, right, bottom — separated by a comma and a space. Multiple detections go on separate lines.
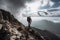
25, 0, 41, 12
19, 0, 56, 17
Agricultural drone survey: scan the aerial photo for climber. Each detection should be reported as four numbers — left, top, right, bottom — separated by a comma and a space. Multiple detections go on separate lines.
27, 16, 32, 27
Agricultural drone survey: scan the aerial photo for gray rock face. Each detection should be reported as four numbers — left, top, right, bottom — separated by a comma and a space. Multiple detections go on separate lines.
0, 9, 60, 40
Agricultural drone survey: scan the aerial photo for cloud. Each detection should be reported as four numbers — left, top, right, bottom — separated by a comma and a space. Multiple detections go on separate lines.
19, 0, 56, 17
19, 0, 54, 17
46, 8, 60, 17
0, 0, 60, 17
0, 0, 36, 20
48, 9, 60, 12
39, 0, 60, 9
50, 0, 60, 8
51, 3, 60, 8
0, 0, 33, 15
51, 0, 60, 3
39, 0, 54, 9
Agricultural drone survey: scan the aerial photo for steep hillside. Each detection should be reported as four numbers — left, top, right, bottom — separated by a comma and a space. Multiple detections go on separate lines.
32, 27, 60, 40
0, 9, 60, 40
0, 9, 44, 40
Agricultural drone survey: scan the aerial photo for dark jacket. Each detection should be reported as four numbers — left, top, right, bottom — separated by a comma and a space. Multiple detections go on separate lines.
27, 17, 32, 23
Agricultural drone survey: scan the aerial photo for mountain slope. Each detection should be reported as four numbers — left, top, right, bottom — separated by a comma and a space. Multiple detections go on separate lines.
32, 27, 60, 40
0, 9, 44, 40
0, 9, 60, 40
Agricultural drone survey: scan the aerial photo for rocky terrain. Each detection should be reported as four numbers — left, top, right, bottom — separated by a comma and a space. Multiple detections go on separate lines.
0, 9, 60, 40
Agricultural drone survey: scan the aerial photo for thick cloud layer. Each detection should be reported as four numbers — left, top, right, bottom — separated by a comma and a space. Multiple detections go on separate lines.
0, 0, 60, 17
0, 0, 33, 15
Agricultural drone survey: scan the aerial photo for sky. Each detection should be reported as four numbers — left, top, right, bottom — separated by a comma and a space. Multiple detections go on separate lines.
0, 0, 60, 17
20, 0, 60, 17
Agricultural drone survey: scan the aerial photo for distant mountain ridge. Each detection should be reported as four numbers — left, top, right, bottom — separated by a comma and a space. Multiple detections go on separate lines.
32, 20, 60, 37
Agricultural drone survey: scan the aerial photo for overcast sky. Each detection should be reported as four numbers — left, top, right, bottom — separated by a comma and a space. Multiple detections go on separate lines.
0, 0, 60, 17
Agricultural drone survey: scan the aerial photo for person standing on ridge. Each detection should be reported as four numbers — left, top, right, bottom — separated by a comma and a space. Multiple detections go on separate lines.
27, 16, 32, 27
